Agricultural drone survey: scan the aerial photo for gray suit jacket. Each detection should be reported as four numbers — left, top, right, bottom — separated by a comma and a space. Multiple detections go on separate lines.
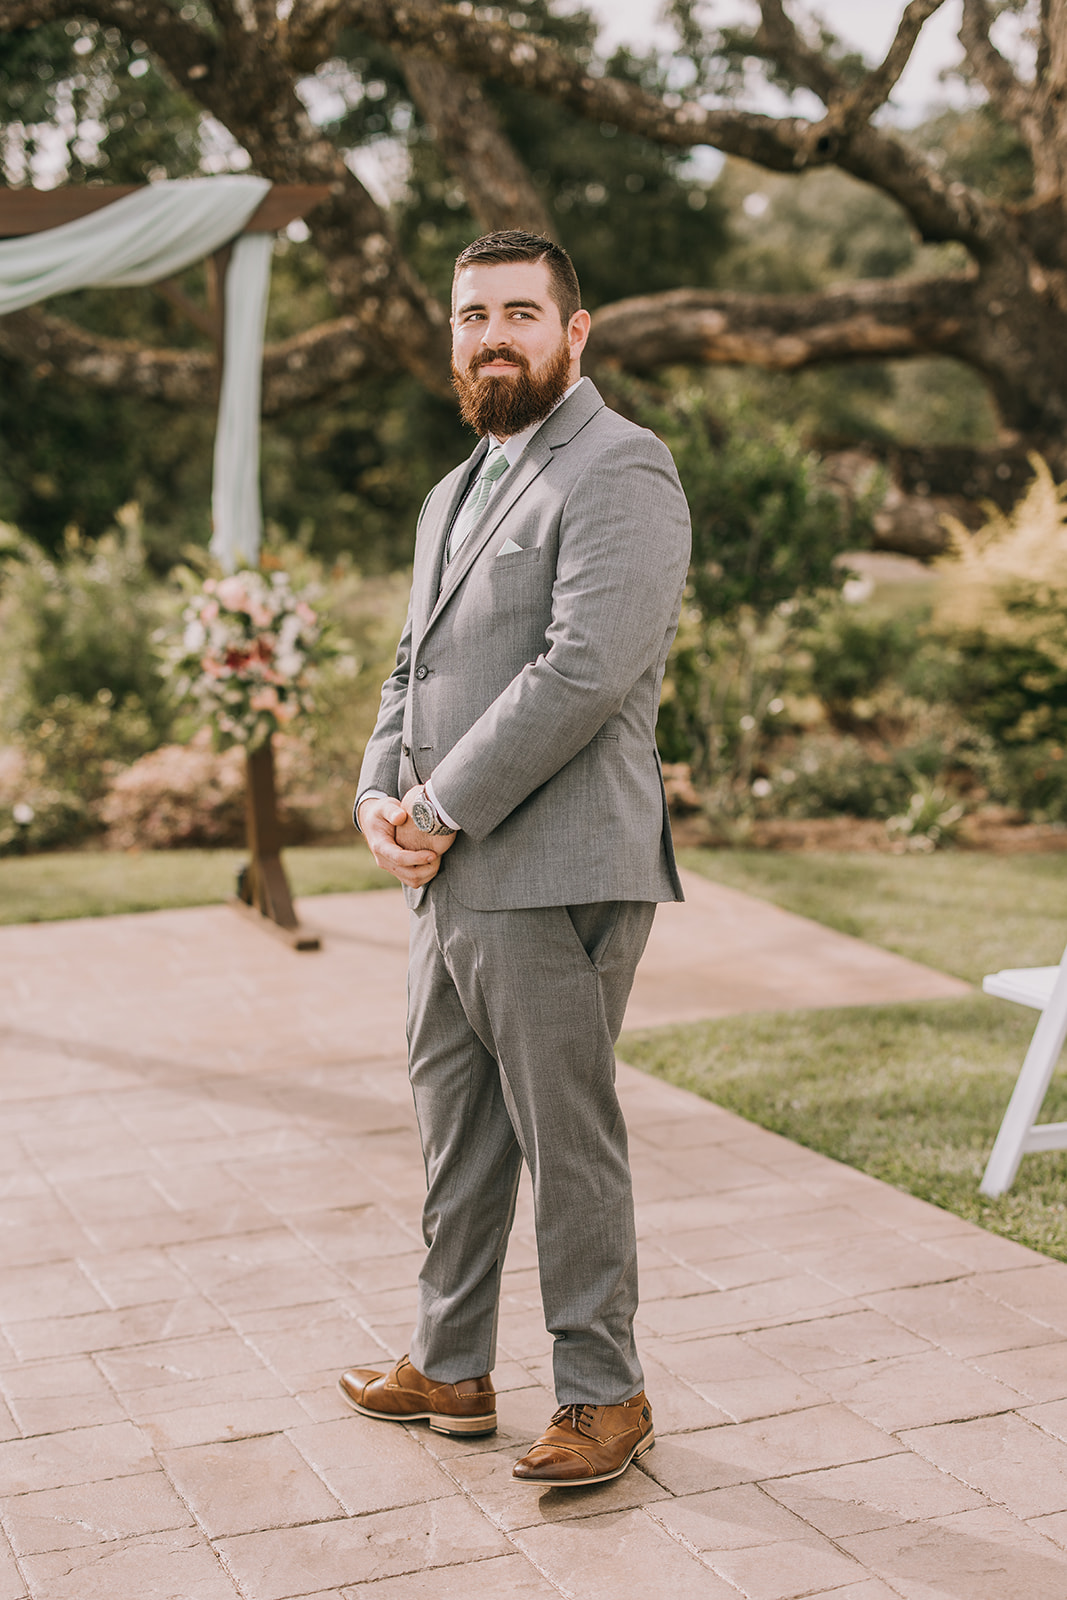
357, 379, 692, 911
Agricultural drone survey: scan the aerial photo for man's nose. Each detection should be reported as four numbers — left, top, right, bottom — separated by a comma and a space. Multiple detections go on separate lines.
480, 315, 510, 345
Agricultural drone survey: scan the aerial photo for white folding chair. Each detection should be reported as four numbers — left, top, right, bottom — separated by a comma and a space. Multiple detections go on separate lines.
980, 943, 1067, 1196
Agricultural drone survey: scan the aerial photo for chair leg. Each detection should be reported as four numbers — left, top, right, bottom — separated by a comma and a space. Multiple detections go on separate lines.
981, 998, 1067, 1197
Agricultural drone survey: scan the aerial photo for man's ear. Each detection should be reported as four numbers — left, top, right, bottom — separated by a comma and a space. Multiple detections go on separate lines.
568, 308, 592, 360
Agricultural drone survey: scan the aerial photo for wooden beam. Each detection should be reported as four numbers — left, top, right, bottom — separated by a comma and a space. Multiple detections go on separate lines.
249, 184, 332, 232
0, 182, 331, 239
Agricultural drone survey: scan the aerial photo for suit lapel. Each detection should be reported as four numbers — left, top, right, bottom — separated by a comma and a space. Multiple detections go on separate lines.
432, 435, 552, 615
413, 443, 487, 633
423, 381, 607, 633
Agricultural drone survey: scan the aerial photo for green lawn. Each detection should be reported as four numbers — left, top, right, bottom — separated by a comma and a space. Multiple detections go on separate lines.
0, 843, 394, 925
677, 847, 1067, 984
620, 848, 1067, 1263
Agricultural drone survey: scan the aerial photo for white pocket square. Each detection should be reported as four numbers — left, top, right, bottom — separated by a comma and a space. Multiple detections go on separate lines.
497, 538, 523, 555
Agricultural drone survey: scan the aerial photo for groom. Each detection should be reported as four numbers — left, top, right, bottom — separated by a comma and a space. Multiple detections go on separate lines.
342, 231, 691, 1486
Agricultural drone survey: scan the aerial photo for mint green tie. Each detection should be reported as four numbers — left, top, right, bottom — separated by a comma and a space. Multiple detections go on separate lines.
447, 447, 509, 562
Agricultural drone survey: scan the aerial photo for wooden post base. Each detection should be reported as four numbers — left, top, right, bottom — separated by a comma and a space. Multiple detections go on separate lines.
229, 888, 321, 951
234, 736, 321, 952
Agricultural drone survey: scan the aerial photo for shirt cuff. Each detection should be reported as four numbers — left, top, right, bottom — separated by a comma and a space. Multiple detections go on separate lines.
353, 789, 390, 832
425, 779, 461, 833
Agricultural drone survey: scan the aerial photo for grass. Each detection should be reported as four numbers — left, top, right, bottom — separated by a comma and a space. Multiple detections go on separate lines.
676, 847, 1067, 984
620, 848, 1067, 1262
0, 843, 394, 925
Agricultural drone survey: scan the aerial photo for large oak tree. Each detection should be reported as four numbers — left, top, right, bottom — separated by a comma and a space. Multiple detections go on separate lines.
0, 0, 1059, 551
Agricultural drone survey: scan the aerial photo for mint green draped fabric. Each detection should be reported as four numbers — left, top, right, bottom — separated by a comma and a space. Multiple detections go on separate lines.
0, 176, 273, 570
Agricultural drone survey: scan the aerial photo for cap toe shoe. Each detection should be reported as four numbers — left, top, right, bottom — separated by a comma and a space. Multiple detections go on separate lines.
338, 1355, 497, 1437
512, 1393, 654, 1485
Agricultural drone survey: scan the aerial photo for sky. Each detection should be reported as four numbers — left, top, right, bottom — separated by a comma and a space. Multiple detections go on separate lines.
575, 0, 969, 121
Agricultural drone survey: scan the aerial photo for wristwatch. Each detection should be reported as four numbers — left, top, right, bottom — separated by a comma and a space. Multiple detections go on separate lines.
410, 786, 456, 836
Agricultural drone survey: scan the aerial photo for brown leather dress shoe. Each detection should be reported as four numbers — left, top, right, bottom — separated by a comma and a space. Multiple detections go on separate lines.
512, 1392, 654, 1485
338, 1355, 497, 1437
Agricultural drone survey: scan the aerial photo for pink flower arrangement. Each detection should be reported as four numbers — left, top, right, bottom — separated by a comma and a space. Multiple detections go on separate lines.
169, 569, 328, 749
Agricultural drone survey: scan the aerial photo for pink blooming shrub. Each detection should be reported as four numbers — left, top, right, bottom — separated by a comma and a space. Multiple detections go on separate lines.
100, 729, 320, 849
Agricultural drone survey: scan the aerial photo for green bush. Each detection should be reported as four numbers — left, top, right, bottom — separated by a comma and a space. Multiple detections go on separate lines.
654, 396, 879, 794
933, 457, 1067, 746
658, 392, 876, 622
658, 598, 815, 792
980, 739, 1067, 823
0, 790, 90, 855
0, 510, 176, 746
0, 512, 180, 850
806, 607, 919, 723
765, 734, 912, 820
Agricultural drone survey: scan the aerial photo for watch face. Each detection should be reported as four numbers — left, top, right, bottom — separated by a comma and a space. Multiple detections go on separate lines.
411, 797, 436, 833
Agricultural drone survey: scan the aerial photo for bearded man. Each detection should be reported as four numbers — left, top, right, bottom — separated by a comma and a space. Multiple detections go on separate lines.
340, 231, 691, 1486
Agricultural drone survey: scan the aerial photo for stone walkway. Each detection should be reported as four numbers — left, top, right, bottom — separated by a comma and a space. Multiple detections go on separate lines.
2, 869, 1067, 1599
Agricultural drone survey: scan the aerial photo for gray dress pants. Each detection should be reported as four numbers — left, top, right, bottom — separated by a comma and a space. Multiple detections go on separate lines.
405, 879, 656, 1405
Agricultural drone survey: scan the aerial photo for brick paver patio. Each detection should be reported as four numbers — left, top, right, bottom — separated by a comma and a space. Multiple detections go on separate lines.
2, 868, 1067, 1598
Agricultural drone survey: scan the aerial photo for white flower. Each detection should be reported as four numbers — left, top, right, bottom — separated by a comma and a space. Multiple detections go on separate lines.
12, 802, 34, 825
751, 778, 773, 799
278, 613, 302, 655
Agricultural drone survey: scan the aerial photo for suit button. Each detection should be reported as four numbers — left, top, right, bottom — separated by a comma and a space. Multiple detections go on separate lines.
401, 743, 411, 757
415, 665, 429, 680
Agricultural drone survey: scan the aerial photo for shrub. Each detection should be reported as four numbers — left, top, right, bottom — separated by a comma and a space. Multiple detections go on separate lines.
657, 392, 876, 621
658, 599, 809, 794
933, 456, 1067, 745
655, 395, 879, 794
806, 607, 919, 724
763, 734, 912, 820
20, 691, 159, 806
0, 509, 176, 746
0, 744, 90, 855
99, 729, 320, 849
980, 739, 1067, 824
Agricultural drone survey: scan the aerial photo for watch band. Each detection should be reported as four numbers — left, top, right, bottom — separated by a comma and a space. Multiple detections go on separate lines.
410, 787, 456, 836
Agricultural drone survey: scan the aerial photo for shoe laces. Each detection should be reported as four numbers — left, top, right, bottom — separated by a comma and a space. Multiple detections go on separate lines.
552, 1403, 594, 1436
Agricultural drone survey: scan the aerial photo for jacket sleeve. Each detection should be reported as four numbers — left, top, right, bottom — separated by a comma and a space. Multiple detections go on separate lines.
427, 432, 691, 841
354, 592, 412, 809
354, 480, 441, 812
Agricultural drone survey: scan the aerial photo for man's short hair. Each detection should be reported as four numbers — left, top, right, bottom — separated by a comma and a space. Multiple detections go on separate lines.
453, 231, 581, 325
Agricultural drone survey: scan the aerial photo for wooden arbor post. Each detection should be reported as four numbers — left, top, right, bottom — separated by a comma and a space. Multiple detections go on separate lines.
234, 738, 320, 951
0, 181, 330, 951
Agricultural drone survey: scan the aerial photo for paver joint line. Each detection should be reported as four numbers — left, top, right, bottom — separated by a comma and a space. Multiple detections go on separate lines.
1, 881, 1066, 1597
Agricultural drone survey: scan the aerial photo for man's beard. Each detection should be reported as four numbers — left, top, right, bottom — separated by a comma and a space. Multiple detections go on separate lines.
452, 337, 572, 437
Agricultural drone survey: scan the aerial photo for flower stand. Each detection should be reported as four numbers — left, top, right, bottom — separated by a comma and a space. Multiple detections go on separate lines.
232, 735, 320, 951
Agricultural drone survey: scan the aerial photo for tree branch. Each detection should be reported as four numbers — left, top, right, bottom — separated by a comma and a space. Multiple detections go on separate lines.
343, 0, 1001, 254
1, 0, 454, 395
1037, 0, 1052, 83
398, 54, 556, 236
286, 0, 348, 69
0, 306, 388, 413
587, 276, 975, 374
960, 0, 1057, 195
959, 0, 1029, 122
754, 0, 843, 103
829, 0, 947, 131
